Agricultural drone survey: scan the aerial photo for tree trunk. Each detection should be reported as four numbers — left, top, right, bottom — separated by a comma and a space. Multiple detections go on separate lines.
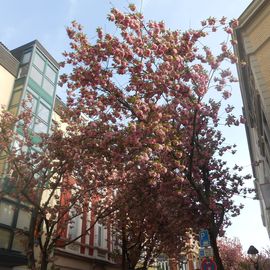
40, 252, 49, 270
27, 206, 39, 270
209, 228, 224, 270
121, 225, 127, 270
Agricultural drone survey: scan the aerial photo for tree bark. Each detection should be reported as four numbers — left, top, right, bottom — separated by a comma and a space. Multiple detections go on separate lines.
121, 225, 127, 270
40, 252, 49, 270
27, 206, 39, 270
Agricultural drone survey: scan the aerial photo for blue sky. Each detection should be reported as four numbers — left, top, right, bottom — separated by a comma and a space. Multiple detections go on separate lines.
1, 0, 269, 252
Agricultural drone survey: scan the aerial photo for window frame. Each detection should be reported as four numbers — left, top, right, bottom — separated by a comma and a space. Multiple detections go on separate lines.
24, 89, 51, 134
30, 51, 57, 97
0, 198, 30, 253
97, 224, 104, 248
68, 207, 82, 241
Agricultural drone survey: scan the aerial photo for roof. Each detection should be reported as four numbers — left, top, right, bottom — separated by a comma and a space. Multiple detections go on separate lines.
11, 40, 60, 69
237, 0, 267, 28
0, 42, 19, 77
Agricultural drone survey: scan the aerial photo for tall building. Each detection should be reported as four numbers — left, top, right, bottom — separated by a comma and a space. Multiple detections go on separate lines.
234, 0, 270, 237
0, 40, 59, 269
0, 40, 119, 270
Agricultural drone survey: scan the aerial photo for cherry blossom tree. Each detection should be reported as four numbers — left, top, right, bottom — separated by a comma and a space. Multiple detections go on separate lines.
59, 5, 252, 270
0, 108, 116, 270
0, 4, 253, 270
104, 169, 196, 270
218, 237, 244, 269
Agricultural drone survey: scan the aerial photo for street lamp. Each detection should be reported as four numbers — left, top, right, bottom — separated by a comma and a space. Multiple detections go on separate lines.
247, 245, 259, 270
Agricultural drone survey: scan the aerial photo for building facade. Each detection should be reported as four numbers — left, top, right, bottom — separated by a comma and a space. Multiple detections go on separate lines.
0, 40, 59, 269
234, 0, 270, 237
0, 41, 117, 270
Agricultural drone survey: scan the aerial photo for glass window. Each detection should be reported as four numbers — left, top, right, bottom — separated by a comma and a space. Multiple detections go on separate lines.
10, 90, 22, 106
13, 134, 28, 153
68, 209, 81, 240
34, 121, 48, 134
12, 233, 28, 254
0, 201, 15, 226
30, 67, 42, 86
33, 53, 45, 72
0, 228, 11, 249
98, 225, 103, 247
45, 65, 57, 83
25, 91, 37, 113
17, 208, 31, 231
18, 64, 29, 78
13, 139, 28, 154
37, 103, 50, 123
43, 78, 55, 96
22, 51, 31, 64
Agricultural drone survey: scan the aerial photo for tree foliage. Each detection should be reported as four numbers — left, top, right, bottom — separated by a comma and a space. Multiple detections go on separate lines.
218, 237, 244, 269
0, 107, 114, 270
0, 4, 253, 270
59, 5, 252, 269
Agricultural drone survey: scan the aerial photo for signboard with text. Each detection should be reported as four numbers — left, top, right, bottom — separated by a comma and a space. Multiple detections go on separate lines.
199, 248, 205, 258
199, 229, 210, 247
204, 247, 214, 257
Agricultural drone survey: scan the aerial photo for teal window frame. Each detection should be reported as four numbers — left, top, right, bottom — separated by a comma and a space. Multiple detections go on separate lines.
23, 89, 52, 134
30, 51, 58, 97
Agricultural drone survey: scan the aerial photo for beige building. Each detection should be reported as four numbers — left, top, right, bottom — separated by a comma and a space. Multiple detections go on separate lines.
234, 0, 270, 237
0, 43, 19, 109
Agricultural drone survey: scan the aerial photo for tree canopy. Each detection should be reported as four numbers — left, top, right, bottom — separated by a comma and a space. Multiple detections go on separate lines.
0, 4, 253, 270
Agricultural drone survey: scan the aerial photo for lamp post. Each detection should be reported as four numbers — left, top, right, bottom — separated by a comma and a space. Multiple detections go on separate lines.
247, 245, 259, 270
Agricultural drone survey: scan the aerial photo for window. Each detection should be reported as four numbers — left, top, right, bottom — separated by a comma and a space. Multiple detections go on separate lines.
18, 64, 29, 78
30, 67, 43, 86
22, 51, 32, 64
37, 103, 50, 123
0, 201, 15, 226
13, 135, 28, 154
17, 208, 31, 231
97, 224, 103, 247
12, 233, 28, 254
25, 92, 38, 113
0, 228, 11, 249
43, 78, 55, 96
30, 52, 57, 96
23, 90, 51, 134
68, 208, 82, 240
0, 199, 30, 252
33, 53, 45, 72
45, 65, 57, 83
34, 121, 48, 133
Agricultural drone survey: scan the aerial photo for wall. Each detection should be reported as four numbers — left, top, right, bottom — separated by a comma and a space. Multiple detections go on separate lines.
0, 65, 15, 108
236, 0, 270, 236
